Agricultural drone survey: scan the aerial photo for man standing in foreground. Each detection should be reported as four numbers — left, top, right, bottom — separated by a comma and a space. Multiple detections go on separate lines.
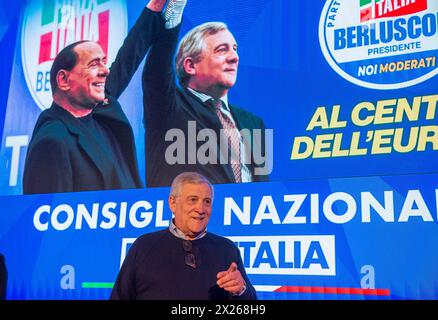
110, 172, 257, 300
23, 0, 175, 194
143, 1, 271, 187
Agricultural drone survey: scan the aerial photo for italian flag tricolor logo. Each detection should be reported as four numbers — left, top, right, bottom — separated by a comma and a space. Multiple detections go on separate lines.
38, 0, 111, 65
21, 0, 127, 110
360, 0, 428, 22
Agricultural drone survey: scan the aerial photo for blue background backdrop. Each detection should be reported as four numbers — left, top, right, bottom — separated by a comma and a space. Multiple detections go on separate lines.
0, 0, 437, 300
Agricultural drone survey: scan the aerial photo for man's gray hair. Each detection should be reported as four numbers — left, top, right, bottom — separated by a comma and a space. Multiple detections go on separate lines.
176, 22, 229, 87
170, 172, 214, 198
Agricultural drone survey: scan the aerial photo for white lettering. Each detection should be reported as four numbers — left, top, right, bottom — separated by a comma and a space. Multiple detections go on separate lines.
5, 135, 29, 187
399, 189, 433, 222
283, 194, 307, 224
224, 197, 251, 225
323, 192, 357, 223
361, 191, 395, 222
253, 196, 281, 224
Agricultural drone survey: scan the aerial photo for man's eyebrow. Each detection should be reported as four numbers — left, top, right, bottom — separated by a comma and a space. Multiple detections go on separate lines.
87, 56, 107, 66
214, 43, 229, 50
214, 42, 238, 51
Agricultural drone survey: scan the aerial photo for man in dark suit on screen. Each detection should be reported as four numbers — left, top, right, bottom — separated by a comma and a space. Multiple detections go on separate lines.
143, 1, 272, 187
23, 0, 172, 194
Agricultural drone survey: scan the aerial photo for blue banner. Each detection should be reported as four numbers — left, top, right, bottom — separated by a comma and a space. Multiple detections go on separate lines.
1, 0, 437, 194
1, 173, 437, 299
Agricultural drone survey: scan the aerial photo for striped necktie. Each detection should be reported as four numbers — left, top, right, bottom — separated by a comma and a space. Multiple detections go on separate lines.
208, 99, 242, 183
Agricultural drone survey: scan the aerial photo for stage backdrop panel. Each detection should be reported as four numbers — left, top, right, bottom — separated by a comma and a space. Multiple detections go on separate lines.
1, 0, 437, 194
1, 174, 437, 299
0, 0, 437, 300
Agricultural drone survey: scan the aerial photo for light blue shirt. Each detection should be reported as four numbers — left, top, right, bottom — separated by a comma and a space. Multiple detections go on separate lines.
169, 218, 207, 240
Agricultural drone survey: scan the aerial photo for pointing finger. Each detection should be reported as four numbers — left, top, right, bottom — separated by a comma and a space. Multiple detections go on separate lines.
228, 262, 237, 272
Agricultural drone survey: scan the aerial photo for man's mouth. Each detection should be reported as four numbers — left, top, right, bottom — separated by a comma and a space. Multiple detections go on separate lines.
92, 82, 105, 89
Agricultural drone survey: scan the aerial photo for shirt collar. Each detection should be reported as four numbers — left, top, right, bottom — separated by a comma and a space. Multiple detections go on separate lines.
169, 218, 207, 240
187, 87, 230, 112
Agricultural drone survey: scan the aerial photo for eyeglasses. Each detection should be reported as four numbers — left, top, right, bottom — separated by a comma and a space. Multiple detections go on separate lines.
182, 240, 197, 269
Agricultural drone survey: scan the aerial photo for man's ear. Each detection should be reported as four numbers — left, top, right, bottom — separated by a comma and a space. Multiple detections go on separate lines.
56, 70, 70, 92
169, 196, 176, 213
183, 57, 196, 76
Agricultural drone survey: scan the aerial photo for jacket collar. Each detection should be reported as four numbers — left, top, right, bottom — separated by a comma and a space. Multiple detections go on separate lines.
179, 88, 240, 183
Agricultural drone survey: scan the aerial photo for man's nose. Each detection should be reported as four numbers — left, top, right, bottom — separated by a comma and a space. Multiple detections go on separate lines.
194, 201, 206, 214
99, 64, 110, 76
227, 50, 239, 64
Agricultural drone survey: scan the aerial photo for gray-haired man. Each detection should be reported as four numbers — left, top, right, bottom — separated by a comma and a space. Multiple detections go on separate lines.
110, 172, 257, 300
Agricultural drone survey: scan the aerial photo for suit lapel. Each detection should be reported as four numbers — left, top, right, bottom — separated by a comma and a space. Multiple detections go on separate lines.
93, 99, 143, 187
228, 104, 246, 131
180, 89, 237, 183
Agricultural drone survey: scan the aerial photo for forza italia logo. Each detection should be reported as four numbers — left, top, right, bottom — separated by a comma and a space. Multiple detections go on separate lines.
21, 0, 127, 110
319, 0, 438, 89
